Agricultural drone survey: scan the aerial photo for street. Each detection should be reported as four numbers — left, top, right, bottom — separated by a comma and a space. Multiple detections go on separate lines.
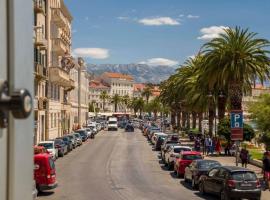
38, 129, 216, 200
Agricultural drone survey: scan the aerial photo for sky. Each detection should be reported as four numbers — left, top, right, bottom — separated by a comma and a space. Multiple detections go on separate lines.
65, 0, 270, 66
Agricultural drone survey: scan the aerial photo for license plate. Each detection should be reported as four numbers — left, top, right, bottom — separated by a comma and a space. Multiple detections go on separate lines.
240, 183, 252, 187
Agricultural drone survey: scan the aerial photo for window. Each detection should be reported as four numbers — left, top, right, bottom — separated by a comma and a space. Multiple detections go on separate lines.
54, 113, 57, 127
217, 169, 228, 179
51, 113, 53, 128
208, 168, 219, 177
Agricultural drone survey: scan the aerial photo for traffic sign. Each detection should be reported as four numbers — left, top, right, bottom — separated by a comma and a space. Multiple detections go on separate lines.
230, 110, 243, 141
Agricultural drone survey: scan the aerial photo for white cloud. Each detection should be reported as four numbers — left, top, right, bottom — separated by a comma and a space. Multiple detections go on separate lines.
138, 17, 180, 26
139, 58, 178, 66
187, 14, 200, 19
198, 26, 229, 40
117, 16, 129, 20
85, 16, 89, 21
179, 14, 185, 17
72, 48, 109, 59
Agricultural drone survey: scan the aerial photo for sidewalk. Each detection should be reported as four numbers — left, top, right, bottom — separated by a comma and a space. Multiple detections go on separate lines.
205, 155, 270, 200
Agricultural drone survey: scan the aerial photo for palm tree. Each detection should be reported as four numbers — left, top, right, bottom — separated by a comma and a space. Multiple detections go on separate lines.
111, 94, 121, 112
121, 94, 130, 113
141, 85, 153, 104
100, 91, 109, 111
202, 27, 270, 112
147, 97, 161, 121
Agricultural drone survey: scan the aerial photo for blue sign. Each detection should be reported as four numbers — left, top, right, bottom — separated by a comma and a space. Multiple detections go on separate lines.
230, 111, 243, 129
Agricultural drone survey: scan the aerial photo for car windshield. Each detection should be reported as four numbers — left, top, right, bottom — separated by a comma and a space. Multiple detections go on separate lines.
109, 121, 117, 124
54, 140, 62, 144
62, 137, 68, 141
232, 171, 257, 181
38, 143, 53, 149
198, 161, 221, 169
174, 148, 190, 153
182, 154, 202, 160
85, 128, 91, 131
74, 134, 80, 138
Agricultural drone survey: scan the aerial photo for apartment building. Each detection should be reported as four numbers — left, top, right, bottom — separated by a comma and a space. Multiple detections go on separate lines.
34, 0, 48, 144
70, 58, 90, 130
88, 72, 134, 112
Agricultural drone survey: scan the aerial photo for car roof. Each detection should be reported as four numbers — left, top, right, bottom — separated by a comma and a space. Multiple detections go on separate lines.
221, 166, 254, 172
154, 132, 167, 135
173, 145, 191, 149
181, 151, 201, 155
38, 141, 54, 144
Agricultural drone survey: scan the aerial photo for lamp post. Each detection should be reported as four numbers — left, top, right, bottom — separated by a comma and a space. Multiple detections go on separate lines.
77, 57, 85, 127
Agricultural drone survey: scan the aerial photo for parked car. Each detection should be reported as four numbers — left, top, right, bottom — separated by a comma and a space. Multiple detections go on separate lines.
174, 151, 203, 177
199, 166, 261, 200
34, 153, 57, 192
85, 128, 95, 138
165, 145, 192, 169
161, 142, 180, 162
184, 159, 221, 189
74, 133, 83, 145
61, 136, 73, 152
38, 141, 58, 160
155, 134, 169, 151
67, 134, 78, 148
108, 117, 118, 131
125, 123, 135, 132
151, 132, 167, 145
75, 129, 88, 142
54, 138, 67, 157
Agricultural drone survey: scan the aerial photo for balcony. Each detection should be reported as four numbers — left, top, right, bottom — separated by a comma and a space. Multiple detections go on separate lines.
34, 32, 47, 49
34, 97, 47, 110
51, 8, 65, 27
34, 0, 45, 14
52, 38, 66, 54
34, 62, 47, 80
49, 66, 74, 89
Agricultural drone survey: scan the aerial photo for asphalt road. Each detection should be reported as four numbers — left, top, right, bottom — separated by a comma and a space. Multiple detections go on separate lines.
38, 129, 217, 200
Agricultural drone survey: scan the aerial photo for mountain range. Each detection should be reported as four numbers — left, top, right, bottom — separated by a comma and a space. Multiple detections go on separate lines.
87, 64, 177, 83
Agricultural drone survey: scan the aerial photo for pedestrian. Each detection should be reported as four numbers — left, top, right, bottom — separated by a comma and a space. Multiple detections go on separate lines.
240, 146, 249, 168
194, 137, 201, 152
211, 137, 216, 154
205, 136, 212, 155
215, 138, 222, 155
225, 141, 231, 156
263, 151, 270, 191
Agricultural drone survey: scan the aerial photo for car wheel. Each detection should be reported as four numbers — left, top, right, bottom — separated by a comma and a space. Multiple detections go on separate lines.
199, 182, 205, 195
220, 190, 230, 200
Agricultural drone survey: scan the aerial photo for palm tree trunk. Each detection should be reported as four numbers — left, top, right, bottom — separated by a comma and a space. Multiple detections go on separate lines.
218, 96, 226, 120
154, 111, 157, 121
229, 82, 243, 110
114, 103, 117, 112
208, 101, 215, 137
176, 111, 181, 130
182, 111, 186, 129
171, 110, 176, 127
192, 112, 197, 129
198, 112, 203, 132
187, 112, 190, 130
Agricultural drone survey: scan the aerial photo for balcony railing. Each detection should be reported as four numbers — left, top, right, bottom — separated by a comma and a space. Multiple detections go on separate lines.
34, 0, 45, 14
34, 32, 47, 48
51, 8, 66, 27
34, 62, 47, 80
49, 66, 74, 89
52, 38, 67, 54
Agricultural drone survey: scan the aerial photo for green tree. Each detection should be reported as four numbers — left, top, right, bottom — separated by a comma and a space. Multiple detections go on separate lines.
217, 118, 255, 141
248, 94, 270, 148
141, 85, 153, 104
100, 91, 109, 111
202, 27, 270, 112
111, 94, 121, 112
146, 97, 161, 120
121, 94, 130, 113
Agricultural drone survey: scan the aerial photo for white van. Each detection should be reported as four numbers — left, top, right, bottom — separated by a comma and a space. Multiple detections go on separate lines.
108, 117, 118, 131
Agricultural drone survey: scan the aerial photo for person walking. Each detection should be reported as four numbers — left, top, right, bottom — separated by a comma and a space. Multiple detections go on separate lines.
215, 138, 222, 155
240, 146, 249, 168
205, 136, 212, 155
194, 137, 201, 152
263, 151, 270, 191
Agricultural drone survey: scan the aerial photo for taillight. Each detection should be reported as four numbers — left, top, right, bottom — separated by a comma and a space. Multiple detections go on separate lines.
227, 179, 236, 188
256, 180, 261, 188
47, 175, 51, 179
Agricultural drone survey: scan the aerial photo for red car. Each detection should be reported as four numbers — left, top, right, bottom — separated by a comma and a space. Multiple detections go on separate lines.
174, 151, 203, 178
34, 152, 57, 192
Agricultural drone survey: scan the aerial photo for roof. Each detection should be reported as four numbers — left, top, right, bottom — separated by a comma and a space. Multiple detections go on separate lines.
221, 166, 254, 172
102, 72, 134, 80
173, 146, 192, 149
133, 83, 146, 92
89, 80, 110, 89
181, 151, 202, 155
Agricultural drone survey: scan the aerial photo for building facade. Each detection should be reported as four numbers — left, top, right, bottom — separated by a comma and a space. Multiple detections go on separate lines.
89, 72, 134, 112
34, 0, 48, 144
